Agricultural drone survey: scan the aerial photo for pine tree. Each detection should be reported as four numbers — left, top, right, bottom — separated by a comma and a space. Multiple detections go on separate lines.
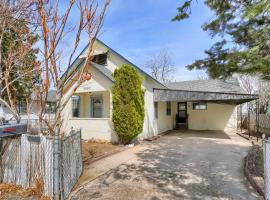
173, 0, 270, 80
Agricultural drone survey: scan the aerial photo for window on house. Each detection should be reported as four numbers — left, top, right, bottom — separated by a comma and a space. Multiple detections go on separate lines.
72, 96, 80, 117
45, 102, 56, 113
154, 102, 158, 118
92, 53, 107, 65
166, 101, 171, 116
193, 102, 207, 110
18, 101, 27, 114
91, 96, 103, 118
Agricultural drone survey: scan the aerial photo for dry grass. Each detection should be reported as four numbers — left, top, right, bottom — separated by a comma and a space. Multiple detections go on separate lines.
82, 139, 120, 164
0, 179, 50, 200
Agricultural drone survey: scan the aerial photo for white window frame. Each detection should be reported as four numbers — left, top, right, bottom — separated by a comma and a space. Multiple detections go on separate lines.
192, 102, 207, 110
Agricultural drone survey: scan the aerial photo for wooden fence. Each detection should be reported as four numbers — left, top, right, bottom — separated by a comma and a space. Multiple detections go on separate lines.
240, 113, 270, 136
0, 130, 82, 199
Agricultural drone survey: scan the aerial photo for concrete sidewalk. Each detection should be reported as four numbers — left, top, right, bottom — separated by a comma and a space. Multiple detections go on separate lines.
68, 144, 147, 199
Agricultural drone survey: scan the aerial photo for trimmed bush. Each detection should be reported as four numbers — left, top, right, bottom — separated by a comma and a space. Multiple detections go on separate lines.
112, 65, 145, 144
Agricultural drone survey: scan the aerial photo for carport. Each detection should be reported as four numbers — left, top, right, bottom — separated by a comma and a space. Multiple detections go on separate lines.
153, 87, 259, 130
153, 88, 258, 104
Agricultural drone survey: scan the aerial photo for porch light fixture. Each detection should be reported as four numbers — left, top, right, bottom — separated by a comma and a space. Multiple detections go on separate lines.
84, 72, 92, 81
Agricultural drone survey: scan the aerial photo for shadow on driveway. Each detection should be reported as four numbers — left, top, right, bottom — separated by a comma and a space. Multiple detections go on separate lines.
72, 130, 259, 200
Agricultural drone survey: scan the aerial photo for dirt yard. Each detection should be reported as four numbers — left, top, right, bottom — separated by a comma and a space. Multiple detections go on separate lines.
82, 139, 121, 164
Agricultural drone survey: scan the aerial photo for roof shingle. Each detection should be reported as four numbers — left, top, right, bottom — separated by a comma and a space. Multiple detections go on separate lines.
165, 79, 245, 94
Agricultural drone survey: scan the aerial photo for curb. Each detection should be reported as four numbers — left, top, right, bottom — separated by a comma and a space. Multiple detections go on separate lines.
84, 145, 129, 165
237, 132, 250, 141
244, 145, 264, 199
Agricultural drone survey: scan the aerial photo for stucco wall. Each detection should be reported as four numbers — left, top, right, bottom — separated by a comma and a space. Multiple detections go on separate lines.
68, 118, 118, 142
138, 78, 169, 140
156, 101, 174, 133
187, 102, 236, 131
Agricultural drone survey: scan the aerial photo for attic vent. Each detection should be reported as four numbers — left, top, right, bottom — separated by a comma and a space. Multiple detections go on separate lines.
93, 53, 107, 65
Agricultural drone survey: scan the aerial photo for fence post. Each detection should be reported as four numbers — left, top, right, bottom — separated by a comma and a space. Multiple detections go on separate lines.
0, 138, 2, 182
256, 100, 260, 141
248, 102, 251, 138
53, 127, 61, 200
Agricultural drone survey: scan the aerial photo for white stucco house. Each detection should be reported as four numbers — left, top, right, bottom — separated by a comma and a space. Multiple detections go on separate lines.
61, 39, 258, 142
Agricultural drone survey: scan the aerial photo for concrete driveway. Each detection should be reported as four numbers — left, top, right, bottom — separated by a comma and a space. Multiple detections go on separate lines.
71, 130, 259, 200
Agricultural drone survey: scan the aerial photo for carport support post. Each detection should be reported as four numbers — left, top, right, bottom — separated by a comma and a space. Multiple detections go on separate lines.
240, 104, 242, 134
256, 100, 259, 142
248, 102, 250, 138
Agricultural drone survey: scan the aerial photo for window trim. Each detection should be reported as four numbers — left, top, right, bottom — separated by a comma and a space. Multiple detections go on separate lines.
192, 102, 207, 110
166, 101, 171, 116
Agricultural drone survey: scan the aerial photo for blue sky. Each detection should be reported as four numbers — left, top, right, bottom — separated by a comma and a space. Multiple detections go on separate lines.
97, 0, 215, 81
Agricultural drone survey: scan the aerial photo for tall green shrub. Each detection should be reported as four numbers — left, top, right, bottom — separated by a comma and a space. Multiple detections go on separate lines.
112, 65, 145, 144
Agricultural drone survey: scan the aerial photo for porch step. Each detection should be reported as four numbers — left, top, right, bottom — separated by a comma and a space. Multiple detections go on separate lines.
175, 123, 188, 130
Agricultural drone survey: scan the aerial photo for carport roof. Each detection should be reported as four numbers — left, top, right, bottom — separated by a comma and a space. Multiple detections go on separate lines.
155, 80, 258, 104
165, 79, 245, 94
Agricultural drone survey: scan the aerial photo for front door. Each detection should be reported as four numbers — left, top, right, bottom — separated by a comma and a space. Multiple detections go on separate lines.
177, 102, 187, 123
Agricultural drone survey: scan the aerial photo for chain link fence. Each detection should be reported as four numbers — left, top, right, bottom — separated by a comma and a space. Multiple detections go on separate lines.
61, 131, 83, 199
264, 139, 270, 199
0, 130, 83, 199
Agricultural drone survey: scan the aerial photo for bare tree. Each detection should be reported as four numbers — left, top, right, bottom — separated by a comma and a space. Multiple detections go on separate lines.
238, 75, 270, 113
143, 49, 175, 83
33, 0, 110, 136
196, 73, 209, 80
238, 75, 257, 94
0, 0, 37, 123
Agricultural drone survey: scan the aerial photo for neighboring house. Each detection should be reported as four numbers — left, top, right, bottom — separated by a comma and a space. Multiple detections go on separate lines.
0, 90, 57, 121
62, 39, 258, 142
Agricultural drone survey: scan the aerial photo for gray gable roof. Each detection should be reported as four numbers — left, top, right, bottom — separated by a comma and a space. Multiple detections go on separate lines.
31, 90, 57, 102
61, 39, 165, 88
165, 79, 245, 94
92, 62, 114, 81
